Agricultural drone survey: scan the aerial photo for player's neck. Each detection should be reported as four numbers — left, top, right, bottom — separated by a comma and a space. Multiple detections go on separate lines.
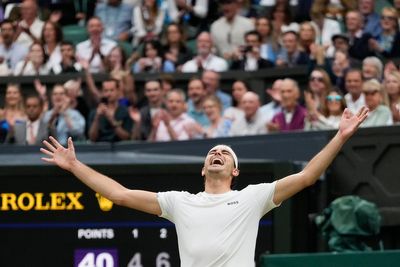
204, 177, 231, 194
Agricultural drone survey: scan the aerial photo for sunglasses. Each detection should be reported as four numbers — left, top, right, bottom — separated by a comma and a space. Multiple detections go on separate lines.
310, 76, 324, 82
326, 95, 342, 102
381, 15, 397, 21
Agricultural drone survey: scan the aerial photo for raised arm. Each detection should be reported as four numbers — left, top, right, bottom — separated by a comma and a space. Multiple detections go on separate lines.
40, 136, 161, 215
273, 107, 369, 205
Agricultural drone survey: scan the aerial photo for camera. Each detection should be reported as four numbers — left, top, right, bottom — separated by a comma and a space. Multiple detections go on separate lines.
240, 45, 253, 53
100, 97, 108, 104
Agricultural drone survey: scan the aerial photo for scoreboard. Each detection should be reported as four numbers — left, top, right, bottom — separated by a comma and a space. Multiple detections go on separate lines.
0, 159, 295, 267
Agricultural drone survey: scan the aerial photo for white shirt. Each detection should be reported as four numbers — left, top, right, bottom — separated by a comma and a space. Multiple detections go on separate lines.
181, 54, 228, 73
15, 18, 44, 47
13, 61, 51, 76
76, 38, 117, 73
210, 15, 254, 56
45, 44, 62, 70
157, 182, 279, 267
345, 93, 366, 115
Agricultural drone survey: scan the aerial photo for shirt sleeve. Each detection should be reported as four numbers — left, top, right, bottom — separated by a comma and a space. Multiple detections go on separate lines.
157, 191, 180, 223
249, 182, 280, 217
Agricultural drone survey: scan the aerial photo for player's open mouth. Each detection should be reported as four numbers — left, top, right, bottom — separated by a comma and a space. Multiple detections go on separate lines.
211, 158, 224, 165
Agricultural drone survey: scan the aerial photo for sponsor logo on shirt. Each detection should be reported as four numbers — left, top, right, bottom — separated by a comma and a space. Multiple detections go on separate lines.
227, 201, 239, 206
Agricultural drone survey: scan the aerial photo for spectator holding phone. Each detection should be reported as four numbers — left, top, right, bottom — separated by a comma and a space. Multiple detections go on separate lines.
88, 79, 133, 142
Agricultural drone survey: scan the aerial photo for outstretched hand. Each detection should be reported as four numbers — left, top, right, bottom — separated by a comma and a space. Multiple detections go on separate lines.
40, 136, 77, 171
338, 107, 369, 140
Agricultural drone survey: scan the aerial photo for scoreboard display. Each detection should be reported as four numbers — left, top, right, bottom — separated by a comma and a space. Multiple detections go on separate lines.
0, 160, 293, 267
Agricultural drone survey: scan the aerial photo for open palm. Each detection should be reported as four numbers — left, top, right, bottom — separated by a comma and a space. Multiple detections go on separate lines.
338, 107, 369, 140
41, 136, 77, 171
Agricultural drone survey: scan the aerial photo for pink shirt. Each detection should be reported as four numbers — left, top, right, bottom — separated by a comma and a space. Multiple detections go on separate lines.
155, 113, 196, 141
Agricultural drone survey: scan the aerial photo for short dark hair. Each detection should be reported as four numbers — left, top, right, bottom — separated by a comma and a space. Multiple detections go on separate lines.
25, 94, 44, 107
102, 78, 119, 89
245, 30, 262, 42
60, 40, 75, 48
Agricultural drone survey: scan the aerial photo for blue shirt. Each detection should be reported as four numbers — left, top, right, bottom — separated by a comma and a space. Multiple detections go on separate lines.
216, 89, 232, 111
187, 99, 209, 127
0, 42, 29, 70
95, 3, 133, 40
43, 108, 86, 145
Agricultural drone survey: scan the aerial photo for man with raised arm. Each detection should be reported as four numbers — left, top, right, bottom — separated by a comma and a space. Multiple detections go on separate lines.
40, 107, 369, 266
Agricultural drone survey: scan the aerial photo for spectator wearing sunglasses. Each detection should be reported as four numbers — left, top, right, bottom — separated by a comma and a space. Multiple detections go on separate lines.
361, 79, 393, 127
368, 7, 400, 59
305, 68, 333, 114
305, 89, 346, 131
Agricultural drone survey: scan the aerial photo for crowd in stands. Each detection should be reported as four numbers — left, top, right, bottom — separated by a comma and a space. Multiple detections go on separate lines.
1, 0, 400, 145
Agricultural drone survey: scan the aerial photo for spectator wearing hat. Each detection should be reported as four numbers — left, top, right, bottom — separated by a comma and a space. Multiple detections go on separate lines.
361, 79, 393, 127
210, 0, 254, 60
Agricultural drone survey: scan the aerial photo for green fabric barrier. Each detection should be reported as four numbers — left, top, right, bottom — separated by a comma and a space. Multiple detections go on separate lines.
260, 250, 400, 267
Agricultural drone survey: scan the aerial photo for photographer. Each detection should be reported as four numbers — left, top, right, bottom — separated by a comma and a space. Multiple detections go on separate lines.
230, 30, 274, 71
88, 79, 133, 142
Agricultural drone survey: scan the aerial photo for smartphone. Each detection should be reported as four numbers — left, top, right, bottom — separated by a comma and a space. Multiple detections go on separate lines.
100, 97, 108, 104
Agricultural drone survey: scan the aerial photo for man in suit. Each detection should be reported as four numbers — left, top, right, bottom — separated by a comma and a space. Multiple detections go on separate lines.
230, 30, 274, 71
13, 94, 48, 145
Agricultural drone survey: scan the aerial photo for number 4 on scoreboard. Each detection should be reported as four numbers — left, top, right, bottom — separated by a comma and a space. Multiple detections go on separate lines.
127, 252, 171, 267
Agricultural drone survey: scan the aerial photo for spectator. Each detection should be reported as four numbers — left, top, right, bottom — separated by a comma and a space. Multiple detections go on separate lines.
0, 84, 27, 135
331, 49, 351, 93
331, 34, 350, 56
63, 79, 90, 121
268, 78, 306, 132
223, 79, 249, 122
202, 95, 232, 138
346, 10, 374, 60
298, 21, 317, 56
306, 68, 333, 113
12, 94, 48, 145
305, 89, 346, 130
358, 0, 381, 37
260, 79, 283, 124
0, 19, 29, 74
160, 74, 175, 95
41, 21, 63, 70
162, 23, 193, 71
133, 40, 174, 73
368, 7, 400, 59
186, 77, 209, 127
14, 0, 44, 47
166, 0, 209, 36
237, 0, 258, 19
268, 1, 298, 43
88, 79, 132, 142
95, 0, 133, 42
149, 89, 198, 142
344, 69, 366, 115
76, 16, 117, 73
230, 30, 274, 71
229, 91, 267, 136
362, 56, 383, 80
181, 32, 228, 72
135, 79, 165, 140
105, 46, 136, 106
210, 0, 254, 59
361, 78, 393, 127
51, 41, 82, 74
47, 0, 96, 26
310, 4, 342, 57
276, 31, 310, 67
383, 71, 400, 124
14, 42, 50, 76
43, 84, 85, 145
255, 16, 278, 63
131, 0, 165, 46
202, 70, 232, 111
